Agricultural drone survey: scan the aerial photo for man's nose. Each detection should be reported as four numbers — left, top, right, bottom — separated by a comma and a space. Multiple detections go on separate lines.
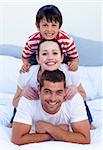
51, 93, 56, 101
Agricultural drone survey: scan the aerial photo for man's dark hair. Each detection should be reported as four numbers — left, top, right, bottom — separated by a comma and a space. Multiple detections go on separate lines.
40, 69, 66, 90
36, 5, 63, 28
37, 39, 63, 57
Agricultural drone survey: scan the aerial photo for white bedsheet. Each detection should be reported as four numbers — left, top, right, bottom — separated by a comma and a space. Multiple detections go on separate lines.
0, 93, 103, 150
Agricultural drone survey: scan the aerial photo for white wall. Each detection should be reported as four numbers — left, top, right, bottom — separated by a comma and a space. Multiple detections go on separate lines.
0, 0, 102, 46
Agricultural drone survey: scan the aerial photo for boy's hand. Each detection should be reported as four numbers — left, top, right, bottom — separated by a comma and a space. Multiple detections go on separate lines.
68, 61, 78, 71
20, 63, 31, 73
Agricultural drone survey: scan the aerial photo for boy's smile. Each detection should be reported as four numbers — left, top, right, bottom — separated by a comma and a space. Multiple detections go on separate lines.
37, 17, 60, 40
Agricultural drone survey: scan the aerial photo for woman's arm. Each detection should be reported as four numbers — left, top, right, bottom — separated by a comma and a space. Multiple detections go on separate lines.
77, 83, 86, 100
12, 86, 22, 108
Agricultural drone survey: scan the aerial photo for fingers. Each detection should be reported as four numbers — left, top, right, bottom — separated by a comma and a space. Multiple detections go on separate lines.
19, 64, 31, 73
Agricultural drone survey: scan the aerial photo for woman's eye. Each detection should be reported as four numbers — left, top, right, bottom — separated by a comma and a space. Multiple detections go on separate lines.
53, 52, 58, 55
42, 53, 47, 56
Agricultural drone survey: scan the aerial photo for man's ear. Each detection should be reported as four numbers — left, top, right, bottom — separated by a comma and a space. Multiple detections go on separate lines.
38, 85, 40, 97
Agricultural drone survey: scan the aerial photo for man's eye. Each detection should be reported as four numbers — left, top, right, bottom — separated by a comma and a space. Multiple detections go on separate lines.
44, 90, 50, 94
57, 91, 63, 95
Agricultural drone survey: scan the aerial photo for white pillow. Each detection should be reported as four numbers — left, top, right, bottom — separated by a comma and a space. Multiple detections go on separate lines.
0, 55, 22, 94
78, 66, 103, 100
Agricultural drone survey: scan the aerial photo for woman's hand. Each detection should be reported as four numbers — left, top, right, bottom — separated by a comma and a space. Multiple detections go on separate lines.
21, 87, 39, 100
64, 86, 78, 100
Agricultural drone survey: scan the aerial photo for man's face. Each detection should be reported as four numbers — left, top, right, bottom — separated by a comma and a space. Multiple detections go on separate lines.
40, 80, 65, 114
36, 17, 60, 40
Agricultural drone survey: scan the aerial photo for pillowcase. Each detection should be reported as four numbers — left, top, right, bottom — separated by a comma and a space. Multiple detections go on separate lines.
78, 66, 103, 100
0, 55, 22, 94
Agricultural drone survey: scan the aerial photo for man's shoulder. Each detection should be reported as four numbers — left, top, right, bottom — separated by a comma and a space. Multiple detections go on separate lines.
19, 96, 40, 107
21, 65, 39, 77
64, 93, 83, 106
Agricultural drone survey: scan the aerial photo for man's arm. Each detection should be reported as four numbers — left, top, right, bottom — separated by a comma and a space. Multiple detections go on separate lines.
36, 120, 90, 144
12, 122, 51, 145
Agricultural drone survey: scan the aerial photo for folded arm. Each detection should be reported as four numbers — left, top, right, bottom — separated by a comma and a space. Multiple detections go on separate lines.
36, 120, 90, 144
12, 122, 52, 145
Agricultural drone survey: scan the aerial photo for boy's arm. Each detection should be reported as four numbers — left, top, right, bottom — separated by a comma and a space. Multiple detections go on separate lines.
68, 58, 79, 71
20, 58, 31, 73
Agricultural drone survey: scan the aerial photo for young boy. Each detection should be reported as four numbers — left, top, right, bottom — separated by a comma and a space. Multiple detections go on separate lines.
21, 4, 79, 73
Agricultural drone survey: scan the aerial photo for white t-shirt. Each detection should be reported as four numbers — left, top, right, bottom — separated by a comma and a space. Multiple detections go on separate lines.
14, 93, 87, 132
18, 64, 80, 89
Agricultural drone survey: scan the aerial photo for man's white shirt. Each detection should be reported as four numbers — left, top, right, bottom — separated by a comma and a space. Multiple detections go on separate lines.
14, 93, 87, 132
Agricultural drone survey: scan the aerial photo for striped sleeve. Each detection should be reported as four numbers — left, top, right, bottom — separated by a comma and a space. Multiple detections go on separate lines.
22, 32, 42, 59
57, 30, 79, 60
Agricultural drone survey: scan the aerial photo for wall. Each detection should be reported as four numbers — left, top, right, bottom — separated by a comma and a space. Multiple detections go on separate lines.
0, 0, 102, 46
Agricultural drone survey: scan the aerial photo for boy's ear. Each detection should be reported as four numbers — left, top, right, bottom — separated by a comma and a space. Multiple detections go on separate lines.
35, 23, 39, 30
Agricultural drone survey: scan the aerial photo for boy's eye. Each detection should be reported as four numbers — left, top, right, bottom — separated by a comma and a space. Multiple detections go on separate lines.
52, 24, 57, 27
42, 24, 47, 27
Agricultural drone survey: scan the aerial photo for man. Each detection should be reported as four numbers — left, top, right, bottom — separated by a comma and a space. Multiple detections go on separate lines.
12, 70, 90, 145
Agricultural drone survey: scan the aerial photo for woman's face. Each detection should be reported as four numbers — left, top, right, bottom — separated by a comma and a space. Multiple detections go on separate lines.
37, 41, 64, 71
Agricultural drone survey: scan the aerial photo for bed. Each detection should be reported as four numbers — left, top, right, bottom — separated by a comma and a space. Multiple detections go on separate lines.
0, 36, 103, 150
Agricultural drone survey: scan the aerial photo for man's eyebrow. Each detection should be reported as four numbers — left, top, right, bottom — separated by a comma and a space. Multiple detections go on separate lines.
43, 88, 51, 91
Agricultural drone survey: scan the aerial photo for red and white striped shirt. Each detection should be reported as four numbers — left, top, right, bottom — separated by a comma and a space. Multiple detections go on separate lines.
22, 30, 78, 62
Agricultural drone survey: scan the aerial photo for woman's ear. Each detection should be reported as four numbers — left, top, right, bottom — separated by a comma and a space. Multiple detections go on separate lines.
36, 55, 40, 64
60, 54, 64, 63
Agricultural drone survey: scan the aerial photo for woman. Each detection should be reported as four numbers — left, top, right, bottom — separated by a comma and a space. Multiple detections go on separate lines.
9, 39, 94, 129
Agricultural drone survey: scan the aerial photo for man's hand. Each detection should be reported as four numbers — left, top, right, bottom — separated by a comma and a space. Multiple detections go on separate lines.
35, 121, 52, 133
64, 86, 78, 100
58, 124, 69, 131
21, 87, 39, 100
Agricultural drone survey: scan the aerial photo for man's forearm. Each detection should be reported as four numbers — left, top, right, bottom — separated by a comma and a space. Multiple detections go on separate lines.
12, 133, 51, 145
46, 124, 90, 144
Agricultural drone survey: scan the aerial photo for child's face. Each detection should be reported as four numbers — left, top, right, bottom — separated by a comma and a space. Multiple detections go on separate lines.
36, 17, 60, 40
37, 41, 64, 71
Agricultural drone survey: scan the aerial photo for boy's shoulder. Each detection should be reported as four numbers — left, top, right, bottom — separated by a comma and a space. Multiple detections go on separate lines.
28, 32, 42, 41
57, 30, 73, 40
